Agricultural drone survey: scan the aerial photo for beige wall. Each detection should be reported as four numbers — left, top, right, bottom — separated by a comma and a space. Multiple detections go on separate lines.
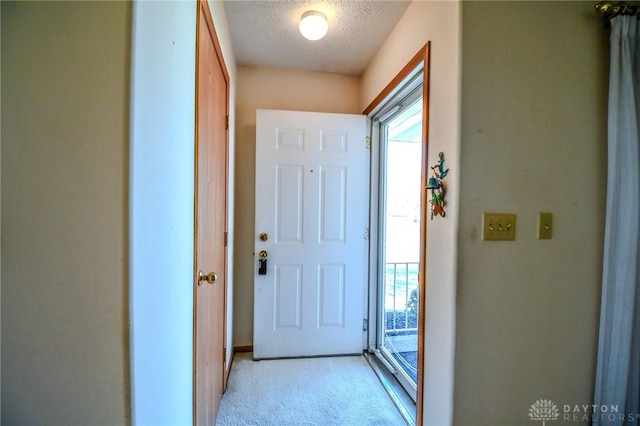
361, 2, 462, 424
455, 2, 607, 424
233, 66, 361, 346
2, 2, 130, 424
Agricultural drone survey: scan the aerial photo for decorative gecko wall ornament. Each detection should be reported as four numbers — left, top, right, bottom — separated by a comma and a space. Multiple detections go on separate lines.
427, 152, 448, 220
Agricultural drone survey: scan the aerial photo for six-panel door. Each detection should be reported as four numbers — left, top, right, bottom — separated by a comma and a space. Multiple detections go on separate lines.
254, 109, 368, 359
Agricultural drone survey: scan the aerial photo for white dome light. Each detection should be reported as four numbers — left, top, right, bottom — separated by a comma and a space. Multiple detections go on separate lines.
299, 11, 328, 41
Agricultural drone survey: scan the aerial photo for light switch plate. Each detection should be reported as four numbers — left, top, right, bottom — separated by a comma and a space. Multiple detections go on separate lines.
482, 213, 516, 241
537, 212, 553, 239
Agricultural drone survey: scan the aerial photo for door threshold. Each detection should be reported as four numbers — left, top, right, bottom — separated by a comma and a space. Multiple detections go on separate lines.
253, 352, 362, 361
364, 351, 416, 426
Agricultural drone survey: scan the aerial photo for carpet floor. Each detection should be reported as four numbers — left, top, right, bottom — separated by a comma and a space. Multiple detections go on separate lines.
216, 353, 406, 426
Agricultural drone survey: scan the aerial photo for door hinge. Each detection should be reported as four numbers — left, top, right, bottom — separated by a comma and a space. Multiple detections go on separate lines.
225, 115, 229, 130
363, 319, 369, 332
223, 347, 226, 361
365, 136, 371, 149
364, 227, 369, 241
224, 231, 228, 247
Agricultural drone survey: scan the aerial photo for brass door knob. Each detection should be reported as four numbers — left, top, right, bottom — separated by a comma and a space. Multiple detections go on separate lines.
198, 270, 218, 286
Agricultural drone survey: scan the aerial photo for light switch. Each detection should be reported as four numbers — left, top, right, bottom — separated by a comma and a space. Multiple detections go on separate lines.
482, 213, 516, 241
537, 212, 552, 239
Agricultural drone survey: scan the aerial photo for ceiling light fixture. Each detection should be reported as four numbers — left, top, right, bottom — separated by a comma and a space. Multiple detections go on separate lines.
299, 11, 328, 41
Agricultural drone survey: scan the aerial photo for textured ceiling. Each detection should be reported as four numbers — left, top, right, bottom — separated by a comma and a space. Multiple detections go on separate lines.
223, 0, 412, 76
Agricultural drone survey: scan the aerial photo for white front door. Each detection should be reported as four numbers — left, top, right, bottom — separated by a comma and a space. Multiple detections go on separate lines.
254, 109, 369, 359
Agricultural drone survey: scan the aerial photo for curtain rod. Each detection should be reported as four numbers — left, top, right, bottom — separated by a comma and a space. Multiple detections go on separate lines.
595, 1, 640, 19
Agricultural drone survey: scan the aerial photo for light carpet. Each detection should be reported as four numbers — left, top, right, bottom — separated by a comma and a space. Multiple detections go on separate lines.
216, 353, 406, 426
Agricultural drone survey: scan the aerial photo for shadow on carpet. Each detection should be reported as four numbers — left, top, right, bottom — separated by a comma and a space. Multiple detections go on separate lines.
216, 353, 406, 426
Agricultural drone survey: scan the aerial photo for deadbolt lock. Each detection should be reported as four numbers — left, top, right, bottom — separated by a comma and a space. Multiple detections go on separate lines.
259, 233, 268, 242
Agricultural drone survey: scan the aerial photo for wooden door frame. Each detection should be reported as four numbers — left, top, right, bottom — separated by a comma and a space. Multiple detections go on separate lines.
193, 0, 231, 421
363, 42, 430, 426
